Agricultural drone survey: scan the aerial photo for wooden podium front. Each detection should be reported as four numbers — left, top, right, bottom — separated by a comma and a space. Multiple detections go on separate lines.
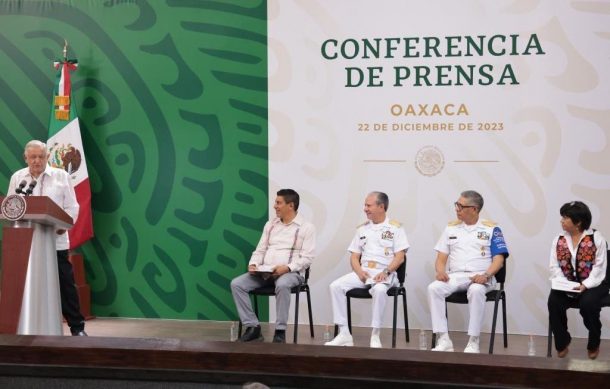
0, 196, 73, 335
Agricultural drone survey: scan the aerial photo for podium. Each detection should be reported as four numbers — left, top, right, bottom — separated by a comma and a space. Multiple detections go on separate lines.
0, 196, 73, 335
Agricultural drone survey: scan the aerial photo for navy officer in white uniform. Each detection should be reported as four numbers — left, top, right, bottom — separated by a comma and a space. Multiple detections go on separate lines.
325, 191, 409, 348
428, 190, 508, 353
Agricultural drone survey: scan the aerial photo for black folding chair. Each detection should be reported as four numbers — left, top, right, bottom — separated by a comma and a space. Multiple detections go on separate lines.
238, 267, 314, 344
342, 259, 410, 348
431, 258, 508, 354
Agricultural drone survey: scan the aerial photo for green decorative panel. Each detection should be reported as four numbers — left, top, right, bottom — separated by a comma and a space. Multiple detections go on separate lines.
0, 0, 268, 320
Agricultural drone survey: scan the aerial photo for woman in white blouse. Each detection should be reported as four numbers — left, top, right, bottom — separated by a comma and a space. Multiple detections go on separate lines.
548, 201, 608, 360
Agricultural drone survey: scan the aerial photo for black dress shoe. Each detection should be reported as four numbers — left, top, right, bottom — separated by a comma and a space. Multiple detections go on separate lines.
71, 330, 88, 336
272, 330, 286, 343
239, 326, 263, 342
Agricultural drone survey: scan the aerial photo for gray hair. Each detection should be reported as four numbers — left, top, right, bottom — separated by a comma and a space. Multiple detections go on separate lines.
242, 383, 270, 389
369, 191, 389, 211
24, 140, 48, 155
461, 190, 483, 211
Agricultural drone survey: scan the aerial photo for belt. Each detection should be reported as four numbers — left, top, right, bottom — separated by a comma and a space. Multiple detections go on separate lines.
363, 261, 381, 269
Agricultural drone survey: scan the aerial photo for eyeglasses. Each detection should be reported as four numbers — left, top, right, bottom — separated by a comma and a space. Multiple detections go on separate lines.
454, 202, 476, 211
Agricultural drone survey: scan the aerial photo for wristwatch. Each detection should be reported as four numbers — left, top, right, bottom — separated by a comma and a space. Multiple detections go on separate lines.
383, 268, 391, 276
483, 272, 492, 280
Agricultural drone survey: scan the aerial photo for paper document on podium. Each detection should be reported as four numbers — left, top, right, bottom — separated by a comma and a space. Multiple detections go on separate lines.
551, 278, 582, 293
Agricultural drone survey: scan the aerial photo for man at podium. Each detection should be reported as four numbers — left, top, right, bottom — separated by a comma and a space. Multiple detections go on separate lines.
6, 140, 86, 336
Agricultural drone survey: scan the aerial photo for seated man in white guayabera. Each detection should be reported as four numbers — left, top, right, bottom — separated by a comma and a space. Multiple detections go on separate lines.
428, 190, 509, 353
230, 189, 316, 343
325, 191, 409, 348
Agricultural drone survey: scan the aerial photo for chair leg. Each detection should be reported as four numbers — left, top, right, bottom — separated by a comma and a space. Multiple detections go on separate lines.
502, 295, 508, 348
431, 332, 436, 348
489, 298, 500, 354
402, 292, 409, 343
347, 296, 353, 334
392, 294, 398, 348
334, 324, 339, 337
306, 289, 314, 338
238, 321, 242, 338
547, 318, 553, 358
293, 290, 300, 344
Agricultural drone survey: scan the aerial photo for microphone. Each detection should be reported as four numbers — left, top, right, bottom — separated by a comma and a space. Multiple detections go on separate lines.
24, 180, 37, 196
15, 180, 27, 194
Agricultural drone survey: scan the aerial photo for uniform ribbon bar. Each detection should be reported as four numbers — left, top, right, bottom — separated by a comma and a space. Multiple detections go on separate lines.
55, 109, 70, 121
54, 95, 70, 106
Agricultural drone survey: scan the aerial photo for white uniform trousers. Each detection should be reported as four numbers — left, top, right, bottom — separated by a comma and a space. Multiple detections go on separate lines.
427, 271, 496, 336
329, 271, 397, 328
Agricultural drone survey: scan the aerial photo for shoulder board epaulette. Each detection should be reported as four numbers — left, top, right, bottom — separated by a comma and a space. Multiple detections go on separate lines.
389, 220, 402, 227
356, 220, 369, 228
481, 219, 497, 227
447, 220, 461, 226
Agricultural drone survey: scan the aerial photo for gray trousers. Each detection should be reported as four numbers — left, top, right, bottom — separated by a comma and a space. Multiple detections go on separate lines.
230, 272, 304, 330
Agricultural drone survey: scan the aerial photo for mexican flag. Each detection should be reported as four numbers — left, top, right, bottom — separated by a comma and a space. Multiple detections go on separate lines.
47, 52, 93, 249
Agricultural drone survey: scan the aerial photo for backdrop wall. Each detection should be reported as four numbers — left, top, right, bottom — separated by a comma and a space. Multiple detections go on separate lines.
268, 0, 610, 337
0, 0, 268, 321
1, 0, 608, 339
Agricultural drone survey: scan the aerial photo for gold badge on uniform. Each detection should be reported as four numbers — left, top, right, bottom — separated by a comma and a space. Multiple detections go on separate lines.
384, 247, 390, 256
481, 246, 486, 256
367, 262, 377, 269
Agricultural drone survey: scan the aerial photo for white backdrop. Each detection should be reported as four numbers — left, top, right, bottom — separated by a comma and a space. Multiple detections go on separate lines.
267, 0, 610, 338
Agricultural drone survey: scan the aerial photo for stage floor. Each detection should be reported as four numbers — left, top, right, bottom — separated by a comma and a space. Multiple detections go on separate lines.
64, 317, 610, 361
0, 318, 608, 388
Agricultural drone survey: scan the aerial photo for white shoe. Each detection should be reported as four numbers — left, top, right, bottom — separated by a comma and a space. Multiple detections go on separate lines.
370, 334, 382, 348
431, 333, 454, 352
325, 332, 354, 346
464, 336, 480, 353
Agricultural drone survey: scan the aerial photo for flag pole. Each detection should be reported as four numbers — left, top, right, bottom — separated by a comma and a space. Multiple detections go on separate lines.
48, 42, 94, 249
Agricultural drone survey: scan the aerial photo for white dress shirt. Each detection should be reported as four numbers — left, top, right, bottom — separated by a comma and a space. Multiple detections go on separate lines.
348, 217, 409, 268
248, 213, 316, 273
8, 166, 79, 250
435, 219, 508, 273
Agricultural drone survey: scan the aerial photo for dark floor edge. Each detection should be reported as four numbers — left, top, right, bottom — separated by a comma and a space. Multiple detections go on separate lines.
0, 335, 608, 388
